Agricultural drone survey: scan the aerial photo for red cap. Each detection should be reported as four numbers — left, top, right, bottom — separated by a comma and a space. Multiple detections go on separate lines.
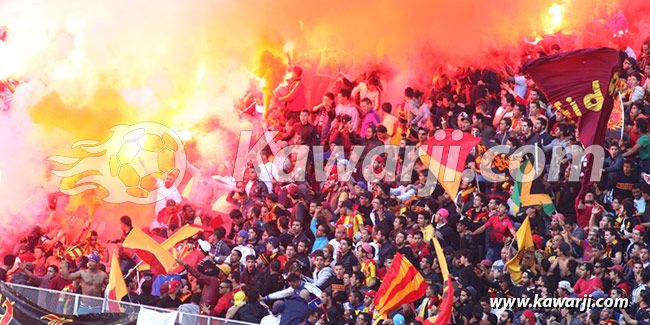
364, 290, 376, 298
608, 264, 624, 274
168, 280, 182, 292
363, 225, 373, 233
522, 310, 535, 324
18, 253, 35, 263
634, 225, 645, 233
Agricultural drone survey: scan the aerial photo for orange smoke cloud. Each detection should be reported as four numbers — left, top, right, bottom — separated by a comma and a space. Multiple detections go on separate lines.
1, 0, 650, 247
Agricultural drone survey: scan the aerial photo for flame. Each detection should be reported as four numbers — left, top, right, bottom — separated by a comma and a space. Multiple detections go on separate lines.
543, 2, 566, 34
196, 65, 206, 83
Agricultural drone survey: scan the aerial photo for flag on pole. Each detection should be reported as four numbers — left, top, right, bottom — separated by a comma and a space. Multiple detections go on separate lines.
505, 216, 536, 283
423, 238, 453, 325
107, 249, 127, 312
511, 160, 555, 216
122, 226, 177, 275
522, 47, 621, 147
419, 129, 481, 199
373, 253, 428, 316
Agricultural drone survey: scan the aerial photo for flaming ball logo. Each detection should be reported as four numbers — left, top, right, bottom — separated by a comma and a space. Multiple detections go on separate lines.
49, 122, 187, 204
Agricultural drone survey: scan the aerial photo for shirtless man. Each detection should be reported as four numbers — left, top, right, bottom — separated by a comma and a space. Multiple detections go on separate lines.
61, 254, 107, 314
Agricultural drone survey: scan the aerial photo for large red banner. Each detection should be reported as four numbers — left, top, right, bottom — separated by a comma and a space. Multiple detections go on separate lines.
522, 48, 621, 146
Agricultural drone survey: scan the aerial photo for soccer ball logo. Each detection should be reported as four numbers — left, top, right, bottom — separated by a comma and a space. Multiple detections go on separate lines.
49, 122, 187, 204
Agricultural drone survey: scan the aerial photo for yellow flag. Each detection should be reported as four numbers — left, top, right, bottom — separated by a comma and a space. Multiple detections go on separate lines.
505, 216, 535, 283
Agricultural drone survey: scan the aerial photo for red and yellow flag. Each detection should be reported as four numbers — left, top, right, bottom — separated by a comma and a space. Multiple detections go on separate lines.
419, 129, 480, 199
373, 253, 428, 316
107, 249, 127, 312
137, 224, 204, 271
122, 226, 177, 275
424, 237, 453, 325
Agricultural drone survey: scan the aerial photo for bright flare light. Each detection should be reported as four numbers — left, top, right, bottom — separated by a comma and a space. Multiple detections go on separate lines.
543, 3, 565, 34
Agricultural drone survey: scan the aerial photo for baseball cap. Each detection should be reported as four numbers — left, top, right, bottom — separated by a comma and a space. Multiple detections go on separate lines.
168, 280, 182, 292
437, 208, 449, 222
364, 290, 377, 298
237, 230, 249, 240
608, 264, 624, 274
522, 310, 535, 324
634, 225, 645, 233
393, 314, 405, 325
271, 301, 285, 315
217, 264, 231, 276
558, 280, 573, 293
86, 254, 100, 264
266, 236, 280, 249
341, 199, 354, 209
233, 291, 246, 305
197, 239, 211, 253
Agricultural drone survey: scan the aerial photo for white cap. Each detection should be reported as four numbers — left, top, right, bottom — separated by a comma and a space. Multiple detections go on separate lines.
558, 280, 573, 293
197, 239, 211, 253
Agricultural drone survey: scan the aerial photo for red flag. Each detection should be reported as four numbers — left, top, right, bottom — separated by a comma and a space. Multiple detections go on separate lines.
420, 129, 480, 199
522, 47, 621, 146
373, 253, 428, 316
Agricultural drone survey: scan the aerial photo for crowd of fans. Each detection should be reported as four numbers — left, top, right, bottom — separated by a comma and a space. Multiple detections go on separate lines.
2, 38, 650, 325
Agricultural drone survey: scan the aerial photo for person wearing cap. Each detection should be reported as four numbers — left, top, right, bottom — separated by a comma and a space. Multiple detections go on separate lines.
60, 254, 107, 300
336, 199, 364, 239
520, 310, 535, 325
608, 264, 632, 296
176, 257, 221, 309
358, 243, 376, 286
228, 229, 256, 264
556, 280, 577, 298
157, 279, 183, 309
630, 224, 646, 255
434, 208, 460, 249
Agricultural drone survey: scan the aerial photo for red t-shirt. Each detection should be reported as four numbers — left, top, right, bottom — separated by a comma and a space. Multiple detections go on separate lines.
485, 215, 514, 244
572, 276, 603, 297
212, 291, 233, 316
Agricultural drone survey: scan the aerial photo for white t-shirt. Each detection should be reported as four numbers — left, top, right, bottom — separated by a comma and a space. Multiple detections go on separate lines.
155, 179, 182, 216
335, 103, 360, 132
352, 82, 380, 110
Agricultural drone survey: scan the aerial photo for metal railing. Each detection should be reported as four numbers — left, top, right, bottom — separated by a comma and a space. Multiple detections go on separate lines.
3, 282, 255, 325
